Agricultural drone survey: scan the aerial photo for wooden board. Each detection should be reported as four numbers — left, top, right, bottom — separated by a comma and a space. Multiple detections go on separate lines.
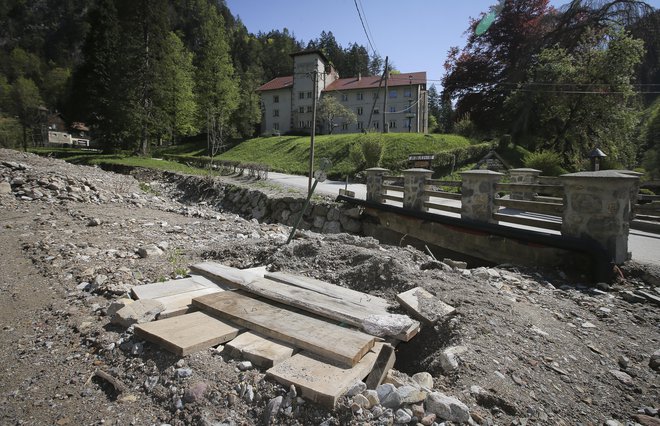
193, 291, 375, 367
365, 344, 396, 389
225, 331, 296, 368
192, 262, 419, 341
396, 287, 456, 325
266, 271, 392, 311
267, 343, 384, 408
131, 275, 220, 300
134, 311, 242, 356
190, 262, 261, 287
156, 287, 222, 319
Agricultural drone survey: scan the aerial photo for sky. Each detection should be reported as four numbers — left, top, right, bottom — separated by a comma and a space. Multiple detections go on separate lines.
224, 0, 658, 89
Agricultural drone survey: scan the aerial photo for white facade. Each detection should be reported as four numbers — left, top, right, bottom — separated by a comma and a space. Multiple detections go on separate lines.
257, 50, 427, 135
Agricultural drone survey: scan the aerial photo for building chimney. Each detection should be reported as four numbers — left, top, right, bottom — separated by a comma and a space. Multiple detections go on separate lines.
358, 72, 361, 81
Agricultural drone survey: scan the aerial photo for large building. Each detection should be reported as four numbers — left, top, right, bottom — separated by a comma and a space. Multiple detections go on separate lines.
257, 50, 428, 135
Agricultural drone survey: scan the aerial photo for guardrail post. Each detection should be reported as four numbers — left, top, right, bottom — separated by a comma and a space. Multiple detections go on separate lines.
403, 168, 433, 211
508, 168, 541, 200
560, 170, 638, 264
365, 167, 389, 203
460, 170, 504, 223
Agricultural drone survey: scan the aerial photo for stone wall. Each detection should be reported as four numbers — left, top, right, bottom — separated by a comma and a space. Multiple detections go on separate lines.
160, 173, 363, 235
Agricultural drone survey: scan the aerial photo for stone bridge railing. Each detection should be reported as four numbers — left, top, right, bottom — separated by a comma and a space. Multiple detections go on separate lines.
366, 167, 642, 265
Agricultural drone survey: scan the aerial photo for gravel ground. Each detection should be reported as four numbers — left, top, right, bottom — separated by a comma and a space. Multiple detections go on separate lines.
0, 148, 658, 426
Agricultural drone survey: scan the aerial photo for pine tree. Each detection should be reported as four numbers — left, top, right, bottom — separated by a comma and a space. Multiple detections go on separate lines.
153, 32, 198, 145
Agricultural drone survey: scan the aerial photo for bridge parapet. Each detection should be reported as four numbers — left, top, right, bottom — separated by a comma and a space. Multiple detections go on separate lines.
365, 168, 389, 203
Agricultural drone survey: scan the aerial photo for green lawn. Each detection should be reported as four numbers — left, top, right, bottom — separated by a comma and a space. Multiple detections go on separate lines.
215, 133, 473, 178
27, 132, 490, 179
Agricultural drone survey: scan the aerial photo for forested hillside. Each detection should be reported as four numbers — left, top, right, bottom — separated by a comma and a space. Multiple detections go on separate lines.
0, 0, 379, 152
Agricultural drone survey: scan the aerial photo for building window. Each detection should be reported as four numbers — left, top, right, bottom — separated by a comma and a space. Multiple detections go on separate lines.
307, 91, 313, 99
357, 122, 363, 130
389, 120, 397, 128
374, 108, 380, 115
273, 109, 279, 117
299, 120, 305, 128
390, 106, 396, 113
404, 88, 412, 97
299, 106, 305, 113
372, 121, 379, 129
307, 106, 313, 113
273, 95, 279, 103
306, 120, 312, 128
389, 89, 397, 98
357, 92, 363, 100
357, 107, 363, 116
342, 123, 349, 130
273, 123, 280, 130
373, 92, 379, 99
341, 94, 348, 102
299, 92, 305, 99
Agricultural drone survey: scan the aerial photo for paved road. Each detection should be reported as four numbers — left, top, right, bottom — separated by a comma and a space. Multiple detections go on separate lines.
267, 172, 660, 266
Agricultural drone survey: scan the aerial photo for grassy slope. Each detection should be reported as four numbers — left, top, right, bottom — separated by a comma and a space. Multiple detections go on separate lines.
216, 133, 473, 177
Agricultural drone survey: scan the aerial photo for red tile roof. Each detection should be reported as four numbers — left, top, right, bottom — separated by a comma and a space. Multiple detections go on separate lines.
325, 72, 426, 92
256, 72, 426, 93
256, 76, 294, 92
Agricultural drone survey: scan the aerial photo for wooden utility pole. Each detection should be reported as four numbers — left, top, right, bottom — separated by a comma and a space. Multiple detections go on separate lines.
308, 70, 318, 194
382, 56, 389, 133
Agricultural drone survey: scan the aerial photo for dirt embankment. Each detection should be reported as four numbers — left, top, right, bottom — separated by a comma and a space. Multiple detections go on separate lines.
0, 149, 658, 426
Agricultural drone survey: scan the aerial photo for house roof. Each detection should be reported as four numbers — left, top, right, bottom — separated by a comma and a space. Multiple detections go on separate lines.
325, 72, 426, 92
290, 49, 331, 64
256, 76, 294, 92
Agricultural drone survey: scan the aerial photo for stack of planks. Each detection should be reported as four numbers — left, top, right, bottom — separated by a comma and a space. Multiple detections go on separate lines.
128, 262, 455, 408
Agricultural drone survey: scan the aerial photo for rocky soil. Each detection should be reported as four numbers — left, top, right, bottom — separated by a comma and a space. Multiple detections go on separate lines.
0, 148, 659, 426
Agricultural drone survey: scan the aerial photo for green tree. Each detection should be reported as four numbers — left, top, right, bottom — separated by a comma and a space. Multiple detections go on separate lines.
68, 0, 122, 150
42, 66, 71, 111
153, 32, 198, 145
192, 2, 239, 155
317, 96, 357, 134
9, 76, 43, 150
116, 0, 171, 156
507, 28, 644, 170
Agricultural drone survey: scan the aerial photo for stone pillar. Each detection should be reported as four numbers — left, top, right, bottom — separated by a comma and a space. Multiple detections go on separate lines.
365, 167, 389, 203
402, 168, 433, 211
460, 170, 504, 223
613, 170, 643, 221
560, 171, 638, 264
508, 168, 541, 201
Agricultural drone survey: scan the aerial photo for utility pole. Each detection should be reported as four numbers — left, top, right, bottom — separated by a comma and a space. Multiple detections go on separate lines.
308, 70, 318, 194
408, 75, 413, 133
382, 56, 389, 133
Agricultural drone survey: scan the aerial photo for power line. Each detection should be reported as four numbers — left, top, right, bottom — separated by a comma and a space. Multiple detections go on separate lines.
357, 0, 378, 55
353, 0, 377, 56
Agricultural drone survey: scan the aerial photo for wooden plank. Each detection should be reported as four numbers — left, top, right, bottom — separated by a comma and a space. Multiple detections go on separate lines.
364, 344, 396, 389
156, 287, 223, 319
193, 291, 375, 367
194, 263, 419, 341
190, 262, 262, 287
266, 343, 384, 408
224, 331, 297, 368
134, 311, 242, 356
265, 272, 391, 311
131, 275, 220, 300
396, 287, 456, 326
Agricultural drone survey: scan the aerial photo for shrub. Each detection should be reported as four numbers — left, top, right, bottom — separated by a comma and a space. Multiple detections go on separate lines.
360, 135, 383, 169
523, 151, 567, 176
454, 113, 477, 139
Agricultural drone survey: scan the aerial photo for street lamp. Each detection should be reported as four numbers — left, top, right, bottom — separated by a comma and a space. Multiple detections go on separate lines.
588, 147, 607, 171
